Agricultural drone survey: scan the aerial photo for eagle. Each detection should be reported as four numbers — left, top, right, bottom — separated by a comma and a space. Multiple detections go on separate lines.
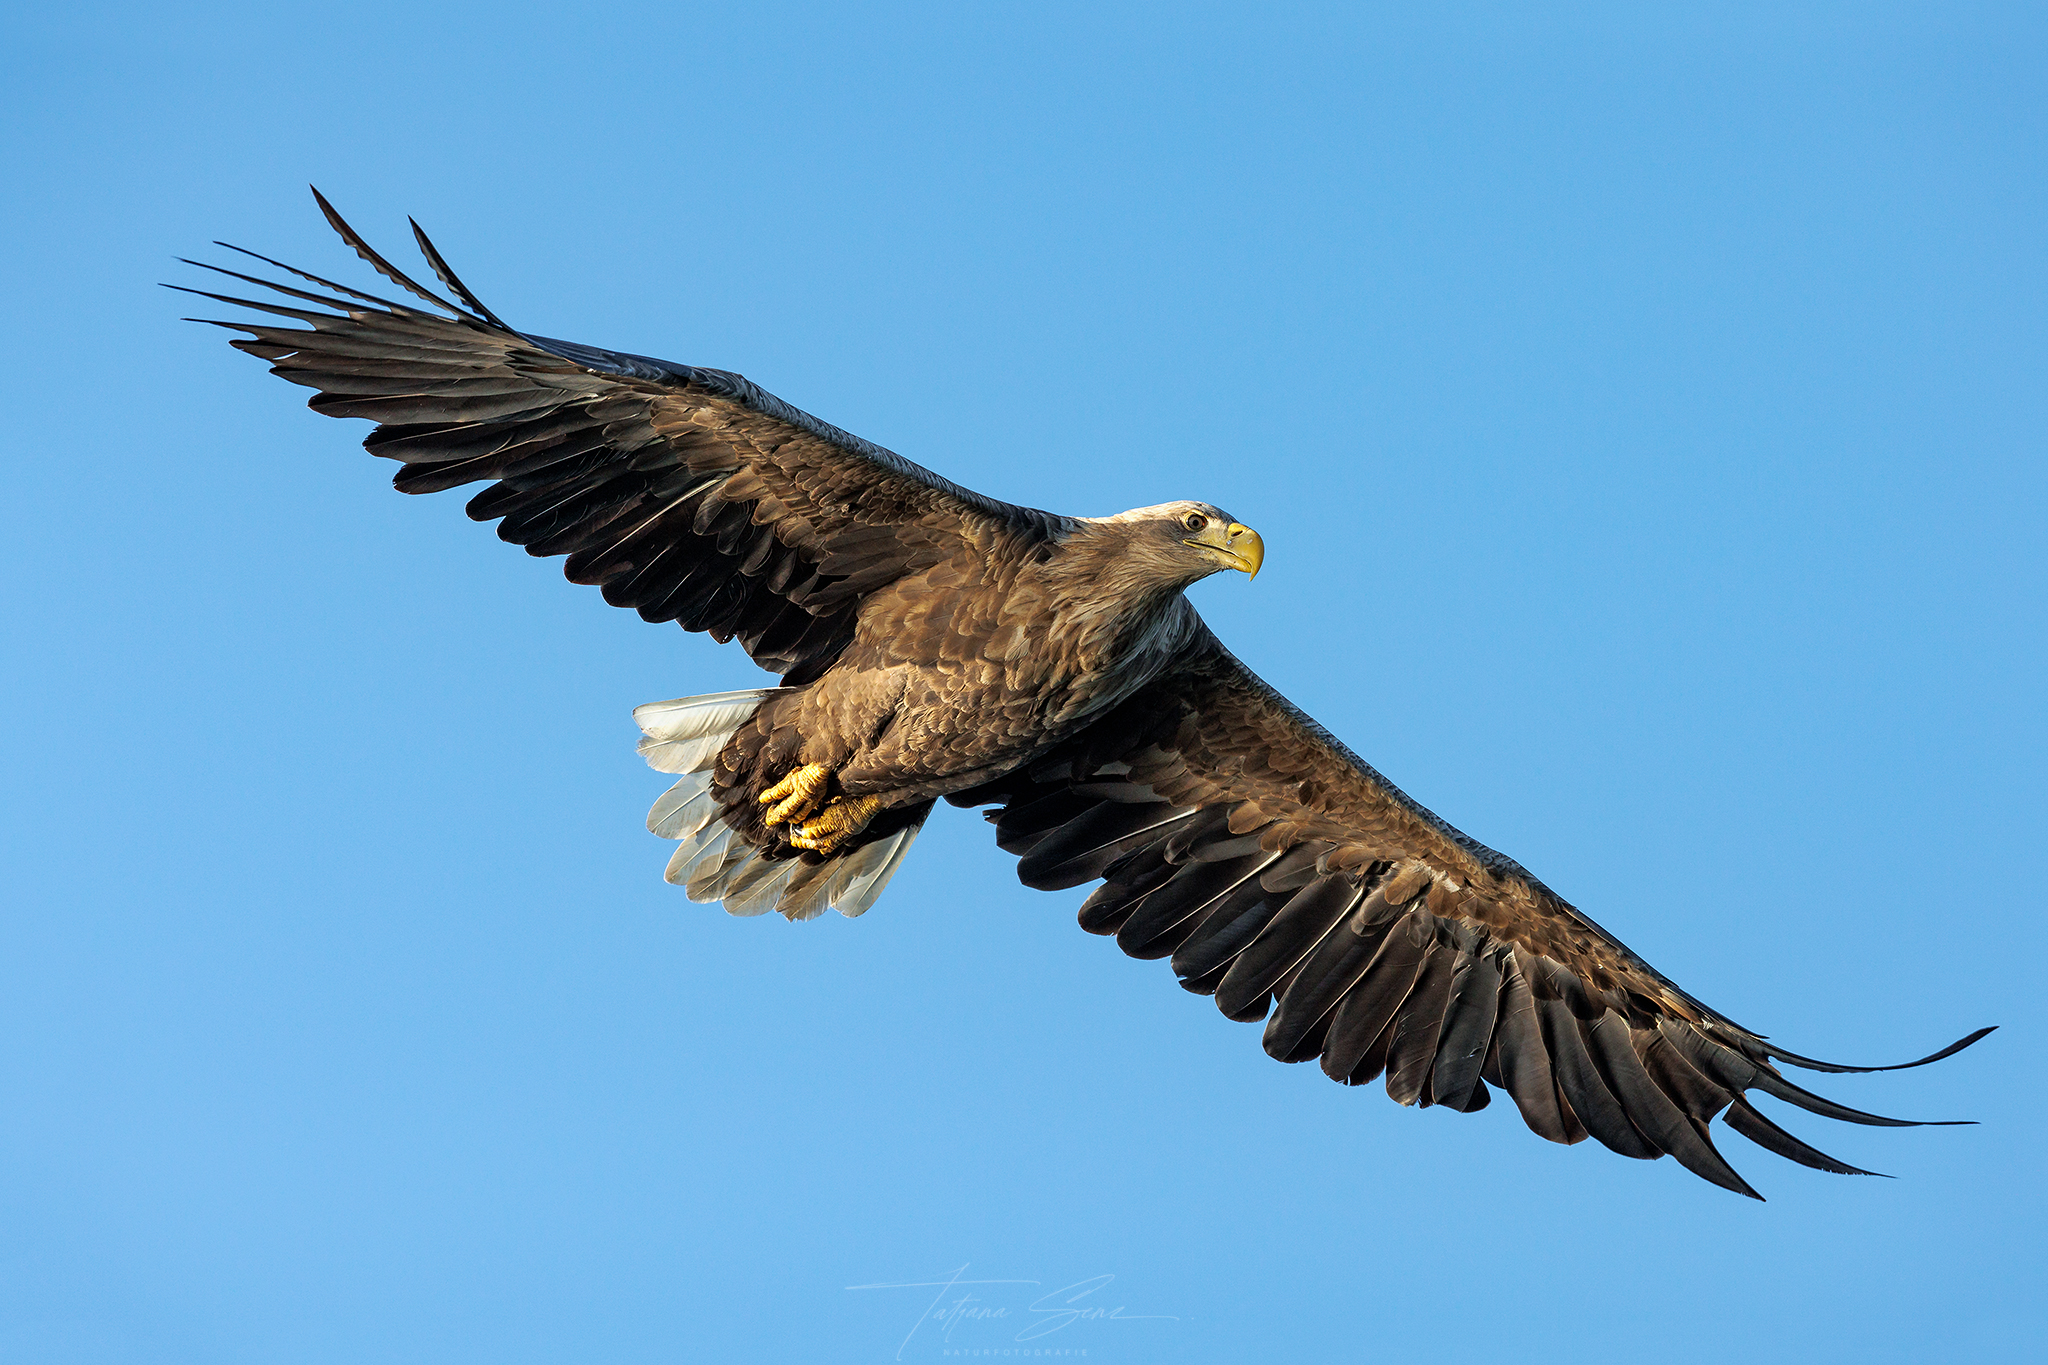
177, 190, 1990, 1199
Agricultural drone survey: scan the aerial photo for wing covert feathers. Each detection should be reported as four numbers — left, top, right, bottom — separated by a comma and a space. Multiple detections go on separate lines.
953, 628, 1991, 1198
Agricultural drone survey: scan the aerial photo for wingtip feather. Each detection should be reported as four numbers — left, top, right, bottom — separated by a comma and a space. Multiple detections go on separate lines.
305, 186, 476, 321
1765, 1025, 1996, 1075
408, 214, 512, 330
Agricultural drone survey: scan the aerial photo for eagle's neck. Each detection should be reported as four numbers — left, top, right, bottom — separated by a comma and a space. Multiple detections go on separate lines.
1034, 524, 1204, 679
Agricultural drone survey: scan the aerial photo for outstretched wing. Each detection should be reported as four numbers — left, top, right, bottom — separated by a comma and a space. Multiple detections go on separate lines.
176, 189, 1064, 683
951, 627, 1991, 1198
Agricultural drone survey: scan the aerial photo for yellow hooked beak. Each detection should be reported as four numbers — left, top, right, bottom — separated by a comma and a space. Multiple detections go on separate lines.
1184, 521, 1265, 580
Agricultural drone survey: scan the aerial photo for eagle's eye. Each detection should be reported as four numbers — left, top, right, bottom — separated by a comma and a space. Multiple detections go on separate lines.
1182, 512, 1207, 532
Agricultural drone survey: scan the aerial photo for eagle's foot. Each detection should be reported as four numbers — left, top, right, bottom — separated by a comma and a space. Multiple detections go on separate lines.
759, 763, 833, 826
789, 794, 884, 854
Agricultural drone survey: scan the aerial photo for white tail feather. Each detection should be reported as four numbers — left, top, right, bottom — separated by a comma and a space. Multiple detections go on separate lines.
634, 689, 789, 774
637, 688, 927, 921
775, 857, 841, 923
722, 857, 800, 917
828, 823, 922, 917
686, 838, 752, 903
664, 820, 735, 886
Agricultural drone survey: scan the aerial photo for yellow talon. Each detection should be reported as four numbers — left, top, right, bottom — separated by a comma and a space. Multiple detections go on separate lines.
788, 794, 884, 855
760, 763, 832, 826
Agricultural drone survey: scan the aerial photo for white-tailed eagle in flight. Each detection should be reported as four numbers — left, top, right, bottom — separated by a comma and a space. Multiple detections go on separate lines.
175, 190, 1991, 1198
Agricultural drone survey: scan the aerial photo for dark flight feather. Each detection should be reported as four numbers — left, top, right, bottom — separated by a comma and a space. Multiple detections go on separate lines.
1382, 937, 1459, 1106
1318, 917, 1433, 1085
1428, 946, 1502, 1113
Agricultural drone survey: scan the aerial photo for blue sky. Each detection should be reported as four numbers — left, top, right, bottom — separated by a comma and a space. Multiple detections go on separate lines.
4, 3, 2043, 1361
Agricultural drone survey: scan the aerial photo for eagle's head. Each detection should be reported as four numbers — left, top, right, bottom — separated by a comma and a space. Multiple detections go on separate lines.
1104, 501, 1265, 587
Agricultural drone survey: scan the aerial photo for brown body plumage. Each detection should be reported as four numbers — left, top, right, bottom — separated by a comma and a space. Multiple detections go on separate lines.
719, 513, 1215, 846
177, 190, 1991, 1199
